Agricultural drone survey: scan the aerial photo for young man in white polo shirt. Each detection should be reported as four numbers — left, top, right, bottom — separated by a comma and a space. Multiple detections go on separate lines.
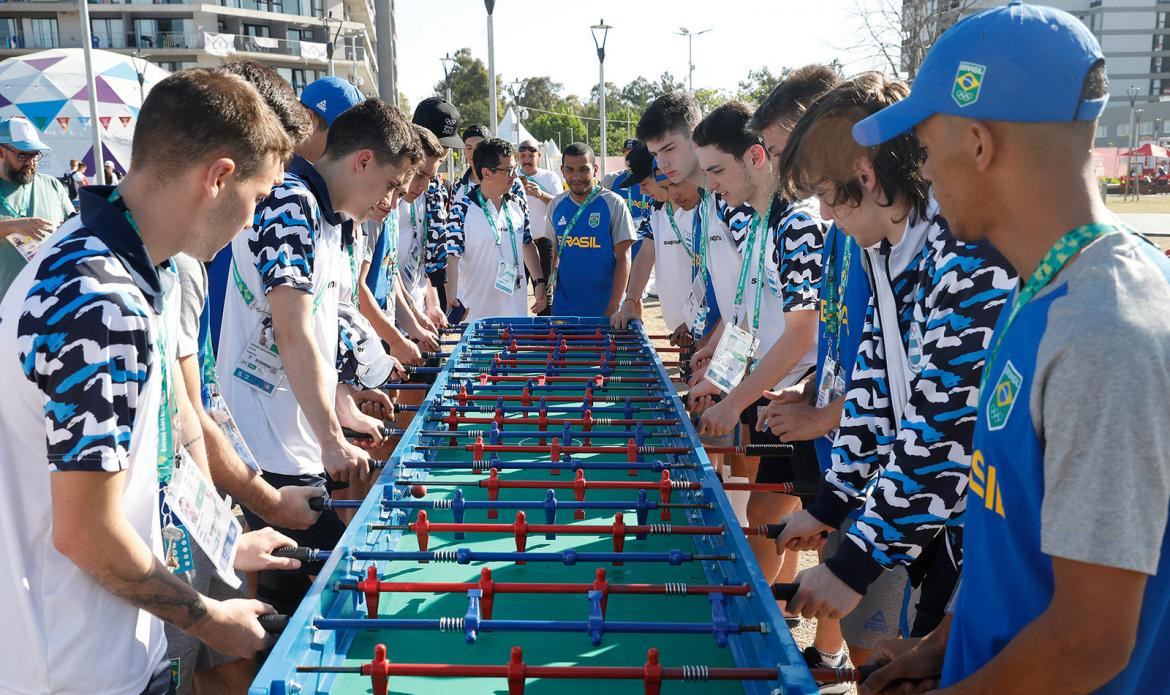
217, 99, 420, 615
394, 124, 448, 339
444, 138, 547, 321
0, 69, 293, 695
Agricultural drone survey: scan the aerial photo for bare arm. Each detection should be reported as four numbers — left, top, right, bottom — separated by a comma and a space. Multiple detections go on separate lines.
268, 286, 369, 483
444, 255, 461, 307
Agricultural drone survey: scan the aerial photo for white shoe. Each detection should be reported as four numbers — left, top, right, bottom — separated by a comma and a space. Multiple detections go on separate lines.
644, 276, 658, 299
804, 646, 854, 694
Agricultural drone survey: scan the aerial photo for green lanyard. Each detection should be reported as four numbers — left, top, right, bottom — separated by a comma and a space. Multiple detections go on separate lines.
730, 200, 773, 334
666, 201, 705, 284
407, 198, 425, 277
106, 189, 176, 484
980, 222, 1121, 391
382, 214, 399, 280
475, 189, 520, 266
346, 240, 358, 305
822, 228, 854, 354
549, 185, 601, 295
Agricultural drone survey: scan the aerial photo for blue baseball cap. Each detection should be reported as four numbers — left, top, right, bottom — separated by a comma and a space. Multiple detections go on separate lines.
853, 1, 1107, 146
0, 117, 50, 152
300, 76, 363, 127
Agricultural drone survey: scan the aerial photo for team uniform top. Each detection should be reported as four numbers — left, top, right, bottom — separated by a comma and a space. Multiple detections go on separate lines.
0, 186, 177, 694
521, 167, 565, 241
637, 199, 719, 331
216, 155, 344, 477
445, 182, 533, 321
805, 202, 1014, 596
546, 187, 636, 317
420, 176, 450, 275
812, 225, 870, 470
701, 193, 752, 333
944, 230, 1170, 691
397, 193, 435, 311
723, 193, 827, 390
363, 208, 399, 315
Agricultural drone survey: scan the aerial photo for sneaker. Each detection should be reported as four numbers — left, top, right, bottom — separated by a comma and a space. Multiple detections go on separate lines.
803, 646, 853, 694
644, 272, 657, 298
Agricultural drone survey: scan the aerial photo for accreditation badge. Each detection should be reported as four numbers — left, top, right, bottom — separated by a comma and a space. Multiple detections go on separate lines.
705, 324, 758, 394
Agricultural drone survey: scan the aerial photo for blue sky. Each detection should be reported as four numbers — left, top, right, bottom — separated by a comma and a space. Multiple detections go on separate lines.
393, 0, 890, 105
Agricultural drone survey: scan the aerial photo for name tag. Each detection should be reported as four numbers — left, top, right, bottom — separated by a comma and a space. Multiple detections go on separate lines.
705, 324, 758, 394
495, 260, 518, 295
231, 318, 285, 396
684, 274, 705, 332
207, 390, 260, 472
164, 451, 243, 589
6, 233, 40, 261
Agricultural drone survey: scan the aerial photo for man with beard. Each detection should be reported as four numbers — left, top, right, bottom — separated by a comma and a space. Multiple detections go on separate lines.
0, 117, 75, 298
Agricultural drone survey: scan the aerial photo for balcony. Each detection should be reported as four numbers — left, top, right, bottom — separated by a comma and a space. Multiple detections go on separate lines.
0, 33, 58, 49
217, 0, 325, 19
123, 30, 190, 49
204, 31, 363, 63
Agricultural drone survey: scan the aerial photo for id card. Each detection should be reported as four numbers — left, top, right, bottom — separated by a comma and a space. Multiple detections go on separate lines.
704, 324, 758, 394
683, 274, 705, 331
815, 356, 847, 442
164, 450, 243, 588
231, 319, 284, 396
6, 233, 41, 261
207, 390, 261, 472
495, 261, 517, 295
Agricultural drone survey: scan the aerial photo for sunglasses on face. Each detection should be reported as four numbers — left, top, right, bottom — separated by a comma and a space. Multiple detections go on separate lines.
490, 165, 518, 176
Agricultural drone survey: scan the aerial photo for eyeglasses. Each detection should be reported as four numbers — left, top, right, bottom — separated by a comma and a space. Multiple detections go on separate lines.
490, 165, 518, 176
3, 145, 41, 163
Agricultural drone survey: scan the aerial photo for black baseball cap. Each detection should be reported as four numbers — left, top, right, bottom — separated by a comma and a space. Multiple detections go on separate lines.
619, 142, 654, 189
412, 97, 462, 148
462, 124, 491, 142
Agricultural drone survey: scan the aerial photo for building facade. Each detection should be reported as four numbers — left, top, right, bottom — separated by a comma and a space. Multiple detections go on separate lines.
902, 0, 1170, 148
0, 0, 377, 96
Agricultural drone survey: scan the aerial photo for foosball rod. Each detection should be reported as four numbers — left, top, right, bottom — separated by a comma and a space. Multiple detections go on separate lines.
397, 403, 679, 415
310, 493, 713, 514
413, 441, 794, 458
427, 412, 681, 427
268, 546, 734, 566
370, 514, 805, 541
345, 426, 686, 443
395, 469, 810, 495
293, 644, 876, 695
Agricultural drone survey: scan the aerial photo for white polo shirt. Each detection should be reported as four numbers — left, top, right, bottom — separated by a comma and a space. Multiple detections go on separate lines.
216, 162, 343, 477
0, 192, 176, 694
641, 201, 699, 330
702, 192, 745, 329
445, 184, 533, 322
520, 167, 564, 241
397, 194, 430, 309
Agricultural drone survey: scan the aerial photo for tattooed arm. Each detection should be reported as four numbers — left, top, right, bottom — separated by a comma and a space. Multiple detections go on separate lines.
50, 469, 274, 659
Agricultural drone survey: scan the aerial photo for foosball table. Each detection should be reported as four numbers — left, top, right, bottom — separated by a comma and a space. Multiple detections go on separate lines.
250, 317, 865, 694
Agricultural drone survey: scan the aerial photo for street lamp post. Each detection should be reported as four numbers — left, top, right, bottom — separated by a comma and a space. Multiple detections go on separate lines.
323, 12, 344, 77
78, 0, 104, 179
676, 27, 711, 95
485, 0, 498, 135
591, 19, 612, 177
132, 48, 150, 104
1128, 84, 1140, 199
441, 52, 456, 178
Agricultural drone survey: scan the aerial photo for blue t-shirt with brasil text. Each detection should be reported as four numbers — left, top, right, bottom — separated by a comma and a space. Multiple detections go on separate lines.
546, 187, 637, 317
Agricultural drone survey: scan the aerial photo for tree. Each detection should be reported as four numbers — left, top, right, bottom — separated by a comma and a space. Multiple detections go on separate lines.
430, 47, 505, 131
848, 0, 981, 79
515, 76, 564, 112
738, 66, 789, 106
693, 87, 732, 116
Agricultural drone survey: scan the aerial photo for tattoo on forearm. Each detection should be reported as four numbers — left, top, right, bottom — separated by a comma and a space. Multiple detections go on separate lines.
98, 559, 208, 628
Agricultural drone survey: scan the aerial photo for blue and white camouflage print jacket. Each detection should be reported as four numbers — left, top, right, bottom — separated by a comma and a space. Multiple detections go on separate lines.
807, 203, 1015, 595
422, 176, 450, 274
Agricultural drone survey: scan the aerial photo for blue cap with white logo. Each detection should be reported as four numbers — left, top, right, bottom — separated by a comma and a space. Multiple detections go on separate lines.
300, 76, 363, 127
853, 1, 1107, 146
0, 117, 50, 152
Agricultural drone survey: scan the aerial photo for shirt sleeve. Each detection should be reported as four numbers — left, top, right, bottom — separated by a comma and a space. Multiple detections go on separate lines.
511, 182, 533, 245
608, 195, 637, 248
445, 195, 471, 259
817, 244, 1013, 594
638, 214, 655, 241
424, 180, 449, 273
362, 220, 380, 263
775, 211, 826, 313
17, 239, 152, 472
1036, 253, 1170, 575
175, 256, 207, 359
250, 187, 317, 295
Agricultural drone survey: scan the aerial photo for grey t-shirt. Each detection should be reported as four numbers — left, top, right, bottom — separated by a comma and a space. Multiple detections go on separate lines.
172, 252, 208, 359
1034, 232, 1170, 574
0, 173, 75, 300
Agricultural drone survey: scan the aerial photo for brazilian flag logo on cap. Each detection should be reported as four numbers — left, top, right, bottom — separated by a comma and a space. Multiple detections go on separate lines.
952, 61, 986, 108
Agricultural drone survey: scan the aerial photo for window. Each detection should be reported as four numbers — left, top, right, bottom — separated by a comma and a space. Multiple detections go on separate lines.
243, 23, 271, 37
287, 27, 315, 42
0, 18, 22, 48
1096, 125, 1108, 139
29, 18, 58, 48
154, 61, 195, 73
277, 67, 320, 95
1141, 121, 1155, 135
1118, 123, 1132, 138
133, 18, 190, 49
91, 18, 124, 48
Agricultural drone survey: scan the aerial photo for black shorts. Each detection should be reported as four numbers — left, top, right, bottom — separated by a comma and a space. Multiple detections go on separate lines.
240, 470, 346, 616
741, 396, 821, 497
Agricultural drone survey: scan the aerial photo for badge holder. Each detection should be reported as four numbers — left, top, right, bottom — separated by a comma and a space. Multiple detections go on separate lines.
495, 261, 518, 295
6, 234, 40, 261
231, 317, 285, 396
207, 386, 261, 472
704, 324, 758, 394
164, 450, 244, 588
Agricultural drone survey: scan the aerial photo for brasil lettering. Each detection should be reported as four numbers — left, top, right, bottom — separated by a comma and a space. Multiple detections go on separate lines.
969, 450, 1005, 518
562, 236, 602, 249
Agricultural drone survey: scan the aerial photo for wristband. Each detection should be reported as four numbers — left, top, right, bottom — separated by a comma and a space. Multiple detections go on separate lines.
534, 278, 547, 286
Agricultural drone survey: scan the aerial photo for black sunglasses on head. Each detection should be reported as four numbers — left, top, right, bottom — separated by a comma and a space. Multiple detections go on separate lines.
517, 146, 538, 153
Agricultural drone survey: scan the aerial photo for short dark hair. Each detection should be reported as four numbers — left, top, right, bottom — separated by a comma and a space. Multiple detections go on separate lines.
324, 98, 423, 167
219, 59, 311, 145
692, 101, 761, 157
131, 68, 292, 180
412, 123, 444, 159
561, 142, 594, 160
750, 64, 840, 132
462, 124, 491, 142
636, 91, 701, 143
472, 137, 516, 180
779, 72, 928, 223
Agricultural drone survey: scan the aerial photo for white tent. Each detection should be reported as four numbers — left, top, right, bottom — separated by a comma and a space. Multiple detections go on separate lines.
541, 138, 561, 172
497, 106, 537, 146
0, 48, 170, 177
